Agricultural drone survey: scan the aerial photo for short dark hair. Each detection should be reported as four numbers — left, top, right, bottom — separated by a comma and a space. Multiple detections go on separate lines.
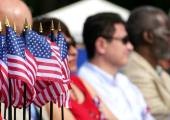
127, 6, 168, 49
83, 12, 125, 60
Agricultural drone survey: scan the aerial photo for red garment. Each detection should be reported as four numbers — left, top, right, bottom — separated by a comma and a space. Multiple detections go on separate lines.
0, 112, 2, 120
70, 75, 102, 120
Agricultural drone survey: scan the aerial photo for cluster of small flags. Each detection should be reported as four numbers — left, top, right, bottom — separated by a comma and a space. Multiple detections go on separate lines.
0, 23, 71, 109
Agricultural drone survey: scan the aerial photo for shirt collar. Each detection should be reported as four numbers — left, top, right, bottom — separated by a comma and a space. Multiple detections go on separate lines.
86, 62, 117, 85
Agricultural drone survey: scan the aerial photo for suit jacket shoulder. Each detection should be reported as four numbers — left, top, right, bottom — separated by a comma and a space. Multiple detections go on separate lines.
122, 52, 170, 120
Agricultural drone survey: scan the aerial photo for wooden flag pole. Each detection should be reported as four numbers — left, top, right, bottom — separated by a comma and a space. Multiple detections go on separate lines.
50, 20, 54, 120
0, 21, 7, 120
27, 24, 32, 120
61, 105, 64, 120
23, 19, 29, 120
58, 22, 65, 120
13, 22, 17, 120
14, 108, 16, 120
5, 17, 12, 120
3, 106, 6, 120
23, 84, 27, 120
50, 102, 53, 120
39, 22, 43, 120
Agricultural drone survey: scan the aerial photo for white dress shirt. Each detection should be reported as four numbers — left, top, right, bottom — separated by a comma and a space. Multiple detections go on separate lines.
78, 62, 154, 120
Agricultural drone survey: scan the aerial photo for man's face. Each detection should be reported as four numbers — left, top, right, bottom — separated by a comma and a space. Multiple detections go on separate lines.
152, 19, 170, 59
104, 23, 133, 68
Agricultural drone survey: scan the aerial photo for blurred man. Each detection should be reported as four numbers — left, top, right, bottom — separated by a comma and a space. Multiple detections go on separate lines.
0, 0, 32, 33
122, 6, 170, 120
78, 12, 154, 120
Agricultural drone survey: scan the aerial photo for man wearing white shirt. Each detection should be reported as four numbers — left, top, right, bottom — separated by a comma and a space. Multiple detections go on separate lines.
78, 12, 154, 120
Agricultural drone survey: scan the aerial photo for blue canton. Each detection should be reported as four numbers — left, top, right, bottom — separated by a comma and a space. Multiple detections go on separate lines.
6, 26, 25, 58
0, 34, 7, 64
55, 32, 68, 60
18, 35, 26, 55
25, 30, 52, 59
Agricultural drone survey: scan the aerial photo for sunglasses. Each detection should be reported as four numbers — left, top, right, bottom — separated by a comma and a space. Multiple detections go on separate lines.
113, 35, 129, 44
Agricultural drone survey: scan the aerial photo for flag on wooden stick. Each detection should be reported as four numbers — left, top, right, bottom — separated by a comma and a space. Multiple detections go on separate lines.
6, 25, 36, 108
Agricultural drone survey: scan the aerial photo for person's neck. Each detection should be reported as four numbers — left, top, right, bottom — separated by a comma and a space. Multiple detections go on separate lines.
136, 46, 158, 69
90, 57, 118, 75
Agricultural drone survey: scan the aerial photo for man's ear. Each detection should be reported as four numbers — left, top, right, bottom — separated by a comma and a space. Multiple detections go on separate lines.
95, 37, 107, 54
143, 31, 154, 44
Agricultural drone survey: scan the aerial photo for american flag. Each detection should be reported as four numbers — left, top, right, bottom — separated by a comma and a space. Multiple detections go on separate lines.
56, 31, 70, 82
49, 40, 70, 107
12, 35, 37, 108
25, 30, 66, 107
0, 34, 9, 107
25, 30, 62, 81
6, 26, 36, 108
55, 31, 71, 107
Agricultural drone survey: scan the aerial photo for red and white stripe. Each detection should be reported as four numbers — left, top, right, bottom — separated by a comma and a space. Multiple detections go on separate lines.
7, 50, 37, 108
50, 42, 71, 107
33, 41, 70, 107
0, 59, 9, 107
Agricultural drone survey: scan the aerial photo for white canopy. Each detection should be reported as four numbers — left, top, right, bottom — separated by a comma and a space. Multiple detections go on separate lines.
38, 0, 130, 43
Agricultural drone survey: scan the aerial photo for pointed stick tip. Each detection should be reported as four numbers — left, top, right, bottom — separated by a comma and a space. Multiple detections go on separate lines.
50, 20, 54, 31
0, 21, 2, 32
58, 21, 61, 32
24, 18, 29, 29
13, 22, 16, 32
4, 16, 10, 27
39, 22, 43, 33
